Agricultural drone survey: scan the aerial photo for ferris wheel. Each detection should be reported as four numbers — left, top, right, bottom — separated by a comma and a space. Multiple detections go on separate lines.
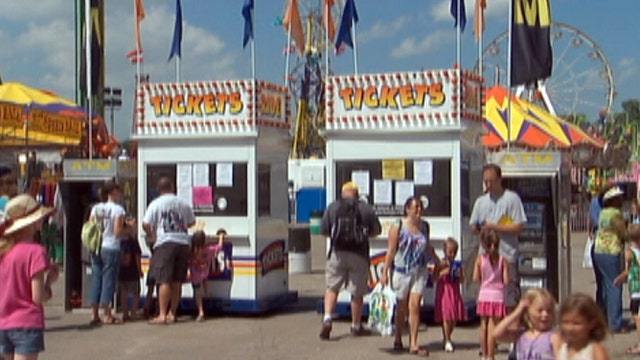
283, 0, 344, 158
480, 22, 615, 120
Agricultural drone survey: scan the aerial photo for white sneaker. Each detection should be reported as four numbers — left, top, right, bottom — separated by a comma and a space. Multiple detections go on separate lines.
444, 341, 454, 352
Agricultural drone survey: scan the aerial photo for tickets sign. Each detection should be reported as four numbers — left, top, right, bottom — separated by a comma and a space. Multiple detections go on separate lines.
141, 81, 288, 125
327, 70, 457, 121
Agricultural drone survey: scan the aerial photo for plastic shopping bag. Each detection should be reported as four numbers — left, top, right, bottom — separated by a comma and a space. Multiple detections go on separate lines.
367, 283, 396, 336
583, 235, 594, 269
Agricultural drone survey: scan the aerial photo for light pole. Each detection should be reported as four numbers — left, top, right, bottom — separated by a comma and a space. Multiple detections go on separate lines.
103, 87, 122, 135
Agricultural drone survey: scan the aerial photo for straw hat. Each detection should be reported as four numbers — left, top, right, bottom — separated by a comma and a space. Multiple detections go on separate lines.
0, 194, 53, 237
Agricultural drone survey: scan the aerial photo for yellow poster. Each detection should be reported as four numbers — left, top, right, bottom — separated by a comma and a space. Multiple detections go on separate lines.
382, 159, 405, 179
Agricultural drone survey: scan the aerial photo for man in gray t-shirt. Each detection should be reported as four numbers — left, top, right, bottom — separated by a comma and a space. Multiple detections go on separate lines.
469, 164, 527, 309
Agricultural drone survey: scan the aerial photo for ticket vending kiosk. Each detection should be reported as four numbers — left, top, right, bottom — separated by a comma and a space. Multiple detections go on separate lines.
134, 80, 297, 312
323, 69, 485, 318
486, 151, 572, 302
60, 159, 137, 311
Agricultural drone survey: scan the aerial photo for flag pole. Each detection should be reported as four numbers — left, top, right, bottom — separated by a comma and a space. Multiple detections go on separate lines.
176, 57, 181, 82
456, 0, 462, 128
351, 17, 359, 75
85, 0, 93, 160
251, 5, 257, 127
506, 0, 513, 152
325, 10, 329, 81
477, 2, 483, 79
284, 24, 292, 89
135, 0, 141, 87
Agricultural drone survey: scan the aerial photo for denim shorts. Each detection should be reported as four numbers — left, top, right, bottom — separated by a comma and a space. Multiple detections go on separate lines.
0, 328, 45, 355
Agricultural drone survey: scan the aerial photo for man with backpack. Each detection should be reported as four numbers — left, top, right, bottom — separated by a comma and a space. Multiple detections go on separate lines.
319, 181, 381, 340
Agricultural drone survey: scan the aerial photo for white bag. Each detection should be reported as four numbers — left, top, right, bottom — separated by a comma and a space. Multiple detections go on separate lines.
583, 235, 594, 269
367, 283, 396, 336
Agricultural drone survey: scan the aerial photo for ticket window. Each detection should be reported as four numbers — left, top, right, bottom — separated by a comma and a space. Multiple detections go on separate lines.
145, 163, 248, 216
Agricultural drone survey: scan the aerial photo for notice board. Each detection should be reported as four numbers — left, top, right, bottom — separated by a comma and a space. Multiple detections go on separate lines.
334, 159, 451, 217
146, 162, 248, 216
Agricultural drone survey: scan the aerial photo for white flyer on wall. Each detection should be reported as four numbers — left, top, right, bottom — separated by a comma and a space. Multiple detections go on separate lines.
351, 170, 370, 196
373, 179, 392, 205
192, 163, 209, 186
216, 163, 233, 187
414, 160, 433, 185
395, 181, 414, 206
177, 163, 193, 204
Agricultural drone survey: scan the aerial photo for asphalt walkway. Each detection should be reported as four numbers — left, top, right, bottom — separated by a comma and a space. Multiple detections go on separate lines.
40, 232, 638, 359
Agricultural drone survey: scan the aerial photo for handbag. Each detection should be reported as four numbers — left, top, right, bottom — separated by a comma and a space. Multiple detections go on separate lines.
367, 283, 396, 336
583, 235, 594, 269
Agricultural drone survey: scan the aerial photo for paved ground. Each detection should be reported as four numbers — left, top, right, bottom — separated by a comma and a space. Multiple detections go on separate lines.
40, 232, 638, 359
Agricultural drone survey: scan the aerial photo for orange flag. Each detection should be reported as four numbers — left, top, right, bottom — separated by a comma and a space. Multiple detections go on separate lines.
283, 0, 305, 55
474, 0, 486, 42
324, 0, 336, 42
134, 0, 146, 50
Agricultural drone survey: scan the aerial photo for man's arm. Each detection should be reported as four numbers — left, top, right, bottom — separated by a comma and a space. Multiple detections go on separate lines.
320, 206, 332, 236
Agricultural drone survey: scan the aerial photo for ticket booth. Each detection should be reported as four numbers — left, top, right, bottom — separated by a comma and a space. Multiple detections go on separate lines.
134, 80, 297, 313
486, 151, 572, 302
324, 69, 485, 317
60, 159, 137, 311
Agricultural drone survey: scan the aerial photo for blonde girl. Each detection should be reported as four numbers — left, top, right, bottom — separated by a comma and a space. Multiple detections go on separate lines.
434, 237, 467, 352
473, 230, 509, 360
493, 288, 562, 359
0, 194, 59, 360
557, 293, 610, 360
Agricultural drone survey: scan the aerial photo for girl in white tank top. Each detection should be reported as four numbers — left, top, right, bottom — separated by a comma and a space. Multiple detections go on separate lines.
558, 294, 610, 360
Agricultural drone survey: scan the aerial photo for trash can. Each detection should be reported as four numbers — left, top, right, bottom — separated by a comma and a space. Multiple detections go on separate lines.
309, 210, 324, 235
288, 225, 311, 274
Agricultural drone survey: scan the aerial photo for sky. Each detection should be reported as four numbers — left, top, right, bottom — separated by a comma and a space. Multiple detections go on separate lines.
1, 0, 639, 142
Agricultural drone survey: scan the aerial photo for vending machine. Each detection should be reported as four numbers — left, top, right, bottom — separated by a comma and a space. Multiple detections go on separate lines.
518, 202, 549, 292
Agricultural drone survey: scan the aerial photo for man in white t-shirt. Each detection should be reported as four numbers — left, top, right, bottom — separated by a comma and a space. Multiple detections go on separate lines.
143, 177, 196, 324
470, 164, 527, 310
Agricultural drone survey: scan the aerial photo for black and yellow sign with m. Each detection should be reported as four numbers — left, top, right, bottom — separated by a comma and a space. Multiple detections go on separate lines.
510, 0, 552, 86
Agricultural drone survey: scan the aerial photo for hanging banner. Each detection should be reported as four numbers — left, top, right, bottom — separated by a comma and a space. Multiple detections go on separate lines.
510, 0, 553, 86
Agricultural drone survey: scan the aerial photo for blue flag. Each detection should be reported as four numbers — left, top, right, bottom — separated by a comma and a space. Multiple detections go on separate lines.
242, 0, 254, 48
450, 0, 467, 31
168, 0, 183, 61
334, 0, 359, 53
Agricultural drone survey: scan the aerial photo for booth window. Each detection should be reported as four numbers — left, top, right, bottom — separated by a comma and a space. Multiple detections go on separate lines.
145, 163, 248, 216
258, 163, 271, 216
335, 159, 452, 217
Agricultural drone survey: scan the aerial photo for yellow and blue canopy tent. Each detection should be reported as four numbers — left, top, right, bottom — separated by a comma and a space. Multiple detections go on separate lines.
0, 82, 92, 146
483, 85, 604, 150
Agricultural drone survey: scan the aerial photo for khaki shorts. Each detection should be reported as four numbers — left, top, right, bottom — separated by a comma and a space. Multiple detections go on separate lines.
392, 268, 427, 300
325, 250, 369, 297
151, 243, 190, 284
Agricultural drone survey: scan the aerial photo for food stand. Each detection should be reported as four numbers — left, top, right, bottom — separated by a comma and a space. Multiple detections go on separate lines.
133, 80, 297, 312
324, 69, 485, 316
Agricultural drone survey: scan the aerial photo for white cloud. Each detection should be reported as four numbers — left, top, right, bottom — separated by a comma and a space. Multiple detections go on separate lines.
617, 58, 640, 84
359, 15, 412, 44
391, 29, 450, 58
0, 0, 238, 141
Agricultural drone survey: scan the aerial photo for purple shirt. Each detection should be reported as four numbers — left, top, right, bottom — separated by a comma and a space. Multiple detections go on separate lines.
516, 330, 555, 360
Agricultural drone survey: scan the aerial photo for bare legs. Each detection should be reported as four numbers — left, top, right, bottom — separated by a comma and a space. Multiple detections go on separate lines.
394, 293, 425, 353
479, 316, 499, 360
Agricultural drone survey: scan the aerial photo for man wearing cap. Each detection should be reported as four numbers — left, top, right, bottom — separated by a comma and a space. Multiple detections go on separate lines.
0, 165, 18, 213
592, 184, 628, 332
319, 181, 381, 340
143, 177, 196, 324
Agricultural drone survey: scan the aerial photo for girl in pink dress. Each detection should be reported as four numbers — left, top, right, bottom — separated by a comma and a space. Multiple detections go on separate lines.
434, 237, 467, 352
189, 231, 212, 322
473, 230, 509, 360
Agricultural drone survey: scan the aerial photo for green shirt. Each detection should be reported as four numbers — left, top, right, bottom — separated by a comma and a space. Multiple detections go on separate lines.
594, 207, 626, 255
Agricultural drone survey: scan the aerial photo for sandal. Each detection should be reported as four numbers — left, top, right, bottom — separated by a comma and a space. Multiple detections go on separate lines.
627, 344, 640, 355
409, 348, 429, 357
148, 317, 167, 325
102, 316, 122, 325
393, 340, 404, 351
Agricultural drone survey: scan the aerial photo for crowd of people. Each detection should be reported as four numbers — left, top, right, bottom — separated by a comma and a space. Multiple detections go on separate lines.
319, 164, 614, 359
0, 160, 632, 359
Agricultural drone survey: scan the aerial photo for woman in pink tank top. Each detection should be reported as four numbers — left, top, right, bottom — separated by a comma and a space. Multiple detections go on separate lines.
473, 230, 509, 360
